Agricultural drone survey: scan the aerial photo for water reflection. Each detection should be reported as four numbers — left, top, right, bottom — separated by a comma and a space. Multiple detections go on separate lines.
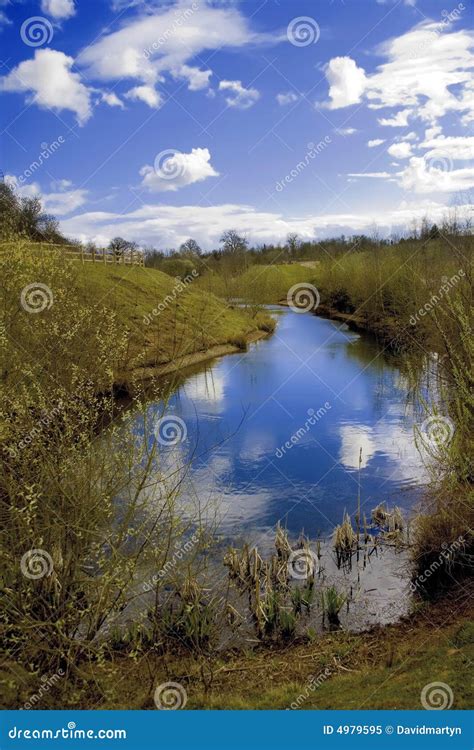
134, 310, 427, 540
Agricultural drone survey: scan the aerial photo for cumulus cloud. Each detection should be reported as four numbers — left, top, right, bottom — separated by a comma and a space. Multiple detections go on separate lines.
219, 79, 260, 109
387, 142, 413, 158
367, 139, 385, 147
41, 0, 76, 19
101, 91, 125, 109
139, 147, 219, 192
0, 48, 92, 124
172, 64, 212, 91
125, 85, 162, 108
325, 56, 367, 108
276, 91, 299, 106
335, 127, 358, 135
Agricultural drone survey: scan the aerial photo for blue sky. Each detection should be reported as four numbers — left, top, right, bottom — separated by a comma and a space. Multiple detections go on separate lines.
1, 0, 472, 249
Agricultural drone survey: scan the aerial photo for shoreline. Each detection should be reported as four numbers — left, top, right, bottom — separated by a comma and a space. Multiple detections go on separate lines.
117, 329, 271, 387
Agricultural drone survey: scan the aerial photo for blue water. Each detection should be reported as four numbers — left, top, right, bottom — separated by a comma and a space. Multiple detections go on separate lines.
144, 308, 426, 545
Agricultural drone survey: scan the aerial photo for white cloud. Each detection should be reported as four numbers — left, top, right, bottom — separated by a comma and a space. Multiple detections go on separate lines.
125, 84, 162, 108
387, 141, 412, 158
0, 48, 92, 124
172, 64, 212, 91
41, 0, 76, 19
325, 56, 367, 108
348, 172, 393, 178
276, 91, 299, 106
335, 127, 358, 135
378, 109, 411, 127
398, 156, 474, 193
139, 147, 219, 192
367, 139, 385, 147
6, 174, 87, 215
325, 21, 474, 130
219, 79, 260, 109
101, 91, 125, 109
58, 198, 472, 250
78, 1, 272, 93
420, 134, 474, 160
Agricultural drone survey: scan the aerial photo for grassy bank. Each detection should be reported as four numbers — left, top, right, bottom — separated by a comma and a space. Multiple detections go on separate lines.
196, 262, 315, 304
2, 244, 275, 391
7, 583, 470, 709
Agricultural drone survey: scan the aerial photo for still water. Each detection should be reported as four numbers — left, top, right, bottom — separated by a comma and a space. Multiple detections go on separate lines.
148, 308, 426, 543
131, 308, 429, 629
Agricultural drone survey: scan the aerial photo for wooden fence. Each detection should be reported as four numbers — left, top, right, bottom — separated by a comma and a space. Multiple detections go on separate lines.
0, 242, 145, 267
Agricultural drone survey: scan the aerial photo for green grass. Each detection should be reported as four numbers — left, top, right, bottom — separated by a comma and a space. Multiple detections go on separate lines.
197, 263, 316, 304
71, 262, 275, 374
65, 587, 472, 710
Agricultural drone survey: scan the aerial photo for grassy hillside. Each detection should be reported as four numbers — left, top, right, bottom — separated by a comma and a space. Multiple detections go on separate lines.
197, 263, 315, 304
2, 245, 275, 389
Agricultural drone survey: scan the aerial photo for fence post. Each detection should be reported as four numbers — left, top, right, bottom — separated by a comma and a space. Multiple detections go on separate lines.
81, 247, 84, 265
103, 248, 106, 264
92, 247, 95, 263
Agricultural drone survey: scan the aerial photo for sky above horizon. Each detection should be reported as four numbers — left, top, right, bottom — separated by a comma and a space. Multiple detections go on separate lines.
1, 0, 473, 249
